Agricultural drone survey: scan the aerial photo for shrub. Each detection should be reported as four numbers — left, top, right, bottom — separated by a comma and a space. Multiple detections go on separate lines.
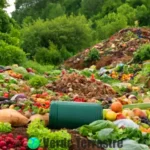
85, 48, 100, 62
0, 32, 20, 46
0, 41, 26, 65
28, 75, 48, 88
60, 46, 72, 61
35, 47, 50, 65
48, 49, 62, 65
133, 44, 150, 63
35, 44, 62, 65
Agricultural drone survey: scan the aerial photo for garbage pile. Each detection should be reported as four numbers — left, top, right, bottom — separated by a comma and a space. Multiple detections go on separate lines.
64, 27, 150, 69
46, 72, 116, 100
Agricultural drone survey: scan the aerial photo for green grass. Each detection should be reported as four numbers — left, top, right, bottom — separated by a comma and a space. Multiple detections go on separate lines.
22, 60, 54, 74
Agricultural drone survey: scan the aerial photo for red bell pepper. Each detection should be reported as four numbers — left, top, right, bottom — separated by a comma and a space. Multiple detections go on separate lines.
90, 74, 96, 82
73, 97, 86, 102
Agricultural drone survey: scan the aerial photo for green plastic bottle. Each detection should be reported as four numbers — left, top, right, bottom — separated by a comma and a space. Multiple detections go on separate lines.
49, 101, 103, 129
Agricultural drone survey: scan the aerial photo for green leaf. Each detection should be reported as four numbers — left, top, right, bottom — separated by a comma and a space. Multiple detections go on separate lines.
97, 128, 114, 141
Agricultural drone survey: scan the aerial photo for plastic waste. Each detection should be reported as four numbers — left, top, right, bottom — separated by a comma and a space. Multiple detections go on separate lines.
113, 119, 139, 129
11, 94, 27, 102
99, 67, 108, 76
106, 139, 149, 150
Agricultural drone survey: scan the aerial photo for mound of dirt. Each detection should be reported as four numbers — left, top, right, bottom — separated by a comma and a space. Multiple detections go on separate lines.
64, 27, 150, 69
46, 72, 116, 100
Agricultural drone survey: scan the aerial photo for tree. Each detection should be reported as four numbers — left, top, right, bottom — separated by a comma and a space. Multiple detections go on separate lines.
135, 5, 150, 26
41, 3, 65, 20
0, 0, 7, 8
12, 0, 49, 23
126, 0, 150, 9
0, 9, 17, 33
96, 12, 127, 40
81, 0, 103, 18
101, 0, 122, 16
21, 15, 94, 58
117, 4, 136, 25
62, 0, 81, 15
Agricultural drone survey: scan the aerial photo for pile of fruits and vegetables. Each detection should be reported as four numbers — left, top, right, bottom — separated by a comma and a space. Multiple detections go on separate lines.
64, 27, 150, 69
0, 27, 150, 150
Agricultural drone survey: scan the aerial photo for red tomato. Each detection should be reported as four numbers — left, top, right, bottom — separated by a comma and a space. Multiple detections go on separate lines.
45, 105, 50, 109
42, 92, 48, 97
45, 101, 50, 105
35, 102, 41, 107
3, 93, 9, 98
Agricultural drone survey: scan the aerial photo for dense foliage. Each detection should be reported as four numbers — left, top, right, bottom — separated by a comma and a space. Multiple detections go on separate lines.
21, 15, 93, 62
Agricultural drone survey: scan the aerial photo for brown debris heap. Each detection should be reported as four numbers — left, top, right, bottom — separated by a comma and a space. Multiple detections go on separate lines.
46, 73, 116, 100
64, 27, 150, 69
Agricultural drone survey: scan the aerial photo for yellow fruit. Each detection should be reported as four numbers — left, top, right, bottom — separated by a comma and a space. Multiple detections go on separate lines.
103, 109, 110, 119
105, 110, 117, 121
141, 123, 149, 129
146, 110, 150, 116
9, 104, 15, 109
132, 86, 140, 92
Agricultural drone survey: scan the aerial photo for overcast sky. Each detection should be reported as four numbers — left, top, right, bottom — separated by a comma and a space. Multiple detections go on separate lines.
4, 0, 15, 16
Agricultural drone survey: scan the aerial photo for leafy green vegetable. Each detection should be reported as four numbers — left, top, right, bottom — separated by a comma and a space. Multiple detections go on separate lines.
133, 44, 150, 63
0, 122, 12, 133
78, 125, 92, 136
90, 120, 117, 133
78, 120, 150, 146
89, 120, 105, 126
28, 75, 48, 88
12, 66, 28, 76
60, 94, 71, 101
97, 128, 114, 141
78, 120, 117, 137
27, 119, 71, 150
99, 75, 120, 85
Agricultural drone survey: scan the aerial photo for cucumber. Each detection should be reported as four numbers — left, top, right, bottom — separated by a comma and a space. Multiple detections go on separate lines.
123, 103, 150, 109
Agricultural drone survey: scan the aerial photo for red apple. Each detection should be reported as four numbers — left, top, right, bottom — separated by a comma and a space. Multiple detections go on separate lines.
116, 113, 126, 120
